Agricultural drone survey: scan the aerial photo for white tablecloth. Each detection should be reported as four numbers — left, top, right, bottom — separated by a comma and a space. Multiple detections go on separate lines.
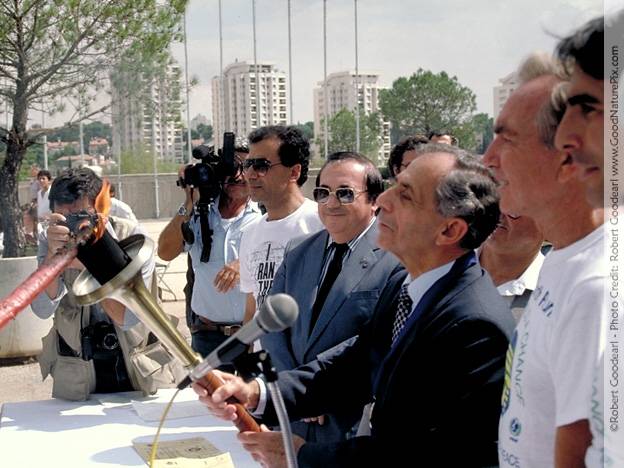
0, 391, 257, 467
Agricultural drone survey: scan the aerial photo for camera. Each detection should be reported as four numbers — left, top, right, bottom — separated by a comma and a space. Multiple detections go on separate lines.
62, 210, 99, 236
81, 321, 120, 360
176, 132, 240, 204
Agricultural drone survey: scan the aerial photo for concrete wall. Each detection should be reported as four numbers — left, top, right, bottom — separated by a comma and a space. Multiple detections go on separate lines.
19, 169, 321, 220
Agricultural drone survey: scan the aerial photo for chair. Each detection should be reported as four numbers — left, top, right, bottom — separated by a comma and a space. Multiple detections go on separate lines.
155, 261, 177, 302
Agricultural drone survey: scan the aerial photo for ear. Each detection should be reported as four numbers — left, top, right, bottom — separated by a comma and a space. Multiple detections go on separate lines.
289, 163, 302, 184
435, 218, 469, 247
556, 151, 579, 183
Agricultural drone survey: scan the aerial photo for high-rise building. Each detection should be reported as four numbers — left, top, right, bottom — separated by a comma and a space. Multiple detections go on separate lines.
111, 61, 184, 163
212, 60, 289, 148
313, 71, 390, 164
493, 72, 518, 119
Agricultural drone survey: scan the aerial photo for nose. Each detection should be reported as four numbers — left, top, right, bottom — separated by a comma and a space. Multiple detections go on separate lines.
482, 138, 499, 169
554, 108, 582, 153
325, 191, 342, 208
376, 186, 394, 214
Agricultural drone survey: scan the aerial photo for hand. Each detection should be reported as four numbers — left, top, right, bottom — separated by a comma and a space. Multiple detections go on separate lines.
45, 213, 71, 258
178, 165, 197, 206
192, 370, 260, 421
213, 259, 240, 293
302, 415, 326, 425
238, 425, 306, 468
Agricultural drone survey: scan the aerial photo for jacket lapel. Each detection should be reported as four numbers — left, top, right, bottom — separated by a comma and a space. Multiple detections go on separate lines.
373, 253, 478, 400
306, 226, 380, 351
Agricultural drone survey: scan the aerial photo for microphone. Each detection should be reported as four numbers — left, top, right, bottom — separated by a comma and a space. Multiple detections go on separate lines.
178, 293, 299, 389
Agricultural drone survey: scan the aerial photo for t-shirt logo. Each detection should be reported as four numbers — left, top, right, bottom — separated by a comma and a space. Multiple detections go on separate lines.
250, 241, 286, 307
501, 330, 517, 415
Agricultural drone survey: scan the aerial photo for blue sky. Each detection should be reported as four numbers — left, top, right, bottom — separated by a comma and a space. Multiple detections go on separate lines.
170, 0, 602, 125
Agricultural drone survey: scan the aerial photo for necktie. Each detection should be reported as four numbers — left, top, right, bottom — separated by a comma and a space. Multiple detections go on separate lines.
391, 284, 413, 342
309, 243, 349, 333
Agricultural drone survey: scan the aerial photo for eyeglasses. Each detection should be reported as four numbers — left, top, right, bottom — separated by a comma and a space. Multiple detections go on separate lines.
312, 187, 367, 205
242, 158, 283, 176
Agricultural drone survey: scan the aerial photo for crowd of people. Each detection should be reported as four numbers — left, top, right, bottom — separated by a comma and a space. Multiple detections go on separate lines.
29, 13, 620, 468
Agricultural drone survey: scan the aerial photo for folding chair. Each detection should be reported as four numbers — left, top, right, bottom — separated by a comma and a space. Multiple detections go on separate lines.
155, 261, 177, 302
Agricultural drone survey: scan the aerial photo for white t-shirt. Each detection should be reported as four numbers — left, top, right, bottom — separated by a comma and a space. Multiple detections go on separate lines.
37, 188, 51, 220
499, 224, 605, 468
239, 198, 323, 308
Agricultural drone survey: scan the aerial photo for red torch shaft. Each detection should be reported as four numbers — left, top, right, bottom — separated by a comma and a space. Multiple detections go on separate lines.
0, 249, 77, 331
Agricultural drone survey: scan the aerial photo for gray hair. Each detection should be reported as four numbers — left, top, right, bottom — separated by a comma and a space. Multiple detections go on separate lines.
516, 51, 565, 85
516, 52, 566, 148
409, 144, 501, 250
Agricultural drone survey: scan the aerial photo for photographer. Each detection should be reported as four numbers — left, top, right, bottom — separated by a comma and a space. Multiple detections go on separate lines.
158, 138, 261, 358
31, 168, 183, 401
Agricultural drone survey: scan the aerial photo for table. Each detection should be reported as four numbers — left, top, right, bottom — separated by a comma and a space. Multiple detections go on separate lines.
0, 391, 257, 467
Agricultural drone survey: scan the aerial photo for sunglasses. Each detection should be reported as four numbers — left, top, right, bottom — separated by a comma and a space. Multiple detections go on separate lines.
242, 158, 283, 176
312, 187, 367, 205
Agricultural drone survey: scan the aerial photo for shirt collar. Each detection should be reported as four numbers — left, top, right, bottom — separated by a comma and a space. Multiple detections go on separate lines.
496, 251, 545, 297
404, 259, 455, 311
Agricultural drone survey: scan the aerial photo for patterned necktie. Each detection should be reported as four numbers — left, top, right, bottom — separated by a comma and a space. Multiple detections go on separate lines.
309, 242, 349, 333
392, 284, 413, 342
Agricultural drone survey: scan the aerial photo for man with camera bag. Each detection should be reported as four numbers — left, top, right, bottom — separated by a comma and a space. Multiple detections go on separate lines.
158, 136, 261, 358
31, 168, 184, 401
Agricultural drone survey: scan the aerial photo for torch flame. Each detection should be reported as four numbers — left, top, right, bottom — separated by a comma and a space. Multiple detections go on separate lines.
93, 179, 112, 241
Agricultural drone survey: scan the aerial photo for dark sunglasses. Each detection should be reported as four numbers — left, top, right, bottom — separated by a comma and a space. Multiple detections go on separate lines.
242, 158, 283, 175
312, 187, 367, 205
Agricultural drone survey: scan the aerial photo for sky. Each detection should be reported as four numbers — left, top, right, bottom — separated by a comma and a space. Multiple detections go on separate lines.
39, 0, 603, 129
168, 0, 602, 127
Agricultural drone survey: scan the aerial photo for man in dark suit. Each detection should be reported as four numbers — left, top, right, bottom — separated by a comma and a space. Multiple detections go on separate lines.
194, 144, 515, 467
262, 151, 403, 442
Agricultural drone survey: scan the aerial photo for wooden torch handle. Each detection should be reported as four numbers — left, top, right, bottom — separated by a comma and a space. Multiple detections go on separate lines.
198, 371, 261, 433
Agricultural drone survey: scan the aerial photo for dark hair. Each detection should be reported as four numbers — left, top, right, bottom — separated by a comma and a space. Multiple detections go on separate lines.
49, 168, 102, 212
316, 151, 384, 203
556, 16, 604, 80
37, 170, 52, 180
411, 143, 500, 250
248, 125, 310, 186
109, 183, 117, 197
387, 135, 429, 178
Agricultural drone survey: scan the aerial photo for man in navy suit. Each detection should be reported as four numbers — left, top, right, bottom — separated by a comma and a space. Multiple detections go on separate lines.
194, 144, 514, 467
261, 151, 404, 442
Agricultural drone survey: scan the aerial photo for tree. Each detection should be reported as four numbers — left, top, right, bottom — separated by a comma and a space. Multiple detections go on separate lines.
196, 123, 213, 142
316, 109, 382, 162
0, 0, 186, 257
295, 121, 314, 142
379, 69, 477, 148
470, 113, 495, 154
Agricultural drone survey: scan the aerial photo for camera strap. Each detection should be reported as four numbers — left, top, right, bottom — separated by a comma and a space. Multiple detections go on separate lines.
199, 206, 213, 263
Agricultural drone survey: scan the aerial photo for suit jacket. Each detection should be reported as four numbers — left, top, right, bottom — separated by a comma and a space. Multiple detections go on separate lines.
263, 252, 515, 467
261, 221, 404, 442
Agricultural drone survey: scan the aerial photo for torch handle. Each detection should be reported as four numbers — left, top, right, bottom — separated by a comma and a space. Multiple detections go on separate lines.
197, 371, 261, 433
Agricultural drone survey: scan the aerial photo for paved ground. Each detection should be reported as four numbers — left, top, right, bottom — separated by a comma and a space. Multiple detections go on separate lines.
0, 218, 192, 406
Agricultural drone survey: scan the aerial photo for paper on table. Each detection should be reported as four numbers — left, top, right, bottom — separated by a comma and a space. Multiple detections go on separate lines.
131, 388, 212, 422
133, 437, 235, 467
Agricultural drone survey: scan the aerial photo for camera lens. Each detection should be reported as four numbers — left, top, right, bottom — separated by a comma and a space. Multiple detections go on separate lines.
101, 333, 119, 351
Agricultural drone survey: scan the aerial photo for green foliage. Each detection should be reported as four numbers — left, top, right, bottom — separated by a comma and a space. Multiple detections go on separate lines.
46, 121, 112, 148
295, 121, 314, 142
196, 123, 213, 142
315, 109, 382, 161
470, 113, 495, 154
117, 144, 178, 174
379, 69, 477, 148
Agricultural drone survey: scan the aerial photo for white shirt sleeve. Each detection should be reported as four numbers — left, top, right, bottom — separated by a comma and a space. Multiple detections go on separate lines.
238, 229, 254, 294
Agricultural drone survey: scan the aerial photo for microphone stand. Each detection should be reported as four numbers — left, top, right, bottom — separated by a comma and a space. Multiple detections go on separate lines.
237, 351, 299, 468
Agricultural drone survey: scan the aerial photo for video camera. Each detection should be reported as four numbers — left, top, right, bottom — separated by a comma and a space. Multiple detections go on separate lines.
177, 132, 240, 205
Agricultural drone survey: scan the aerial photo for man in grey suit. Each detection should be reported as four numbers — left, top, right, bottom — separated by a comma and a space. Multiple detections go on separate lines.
261, 151, 404, 443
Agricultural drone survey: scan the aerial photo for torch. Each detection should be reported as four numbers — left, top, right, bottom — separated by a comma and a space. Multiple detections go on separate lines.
0, 180, 260, 432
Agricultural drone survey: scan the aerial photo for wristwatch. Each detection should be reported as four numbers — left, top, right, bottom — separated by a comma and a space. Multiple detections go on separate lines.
177, 203, 189, 217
